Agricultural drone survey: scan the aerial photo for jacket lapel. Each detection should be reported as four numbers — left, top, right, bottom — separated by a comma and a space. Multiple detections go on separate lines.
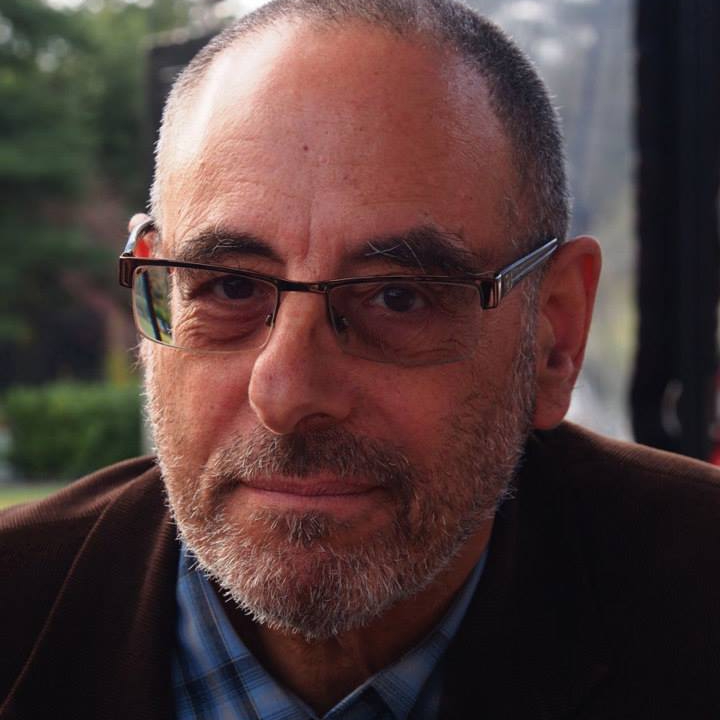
3, 469, 178, 720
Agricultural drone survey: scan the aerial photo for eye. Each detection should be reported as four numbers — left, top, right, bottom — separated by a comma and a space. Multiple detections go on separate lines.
211, 275, 257, 301
372, 284, 427, 313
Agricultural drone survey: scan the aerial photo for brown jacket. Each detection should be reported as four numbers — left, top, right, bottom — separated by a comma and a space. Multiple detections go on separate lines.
2, 423, 720, 719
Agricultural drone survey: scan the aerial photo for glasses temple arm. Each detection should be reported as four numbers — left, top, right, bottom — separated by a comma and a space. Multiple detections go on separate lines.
484, 237, 559, 308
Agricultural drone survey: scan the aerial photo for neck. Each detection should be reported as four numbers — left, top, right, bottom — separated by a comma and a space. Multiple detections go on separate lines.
216, 521, 492, 715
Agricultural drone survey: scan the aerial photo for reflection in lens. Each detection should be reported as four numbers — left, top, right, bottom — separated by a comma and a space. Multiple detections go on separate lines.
133, 266, 276, 352
134, 268, 173, 344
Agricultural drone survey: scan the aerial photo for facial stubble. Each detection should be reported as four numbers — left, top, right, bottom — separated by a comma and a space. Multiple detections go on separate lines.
145, 323, 536, 641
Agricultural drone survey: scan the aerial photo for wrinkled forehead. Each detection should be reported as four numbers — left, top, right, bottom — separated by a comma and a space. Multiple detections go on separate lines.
157, 21, 517, 268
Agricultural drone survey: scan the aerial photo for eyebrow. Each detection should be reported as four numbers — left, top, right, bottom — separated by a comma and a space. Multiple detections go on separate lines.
354, 226, 487, 275
172, 224, 487, 276
174, 228, 282, 264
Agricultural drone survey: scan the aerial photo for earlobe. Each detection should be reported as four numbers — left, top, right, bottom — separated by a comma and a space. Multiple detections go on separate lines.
532, 235, 602, 429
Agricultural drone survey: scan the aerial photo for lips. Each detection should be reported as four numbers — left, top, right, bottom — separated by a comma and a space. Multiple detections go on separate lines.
241, 477, 379, 497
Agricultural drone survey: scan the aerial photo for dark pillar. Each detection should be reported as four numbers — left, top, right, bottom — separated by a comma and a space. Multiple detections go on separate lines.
633, 0, 720, 459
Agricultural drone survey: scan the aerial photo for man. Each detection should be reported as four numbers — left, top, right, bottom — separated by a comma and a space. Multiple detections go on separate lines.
2, 0, 720, 718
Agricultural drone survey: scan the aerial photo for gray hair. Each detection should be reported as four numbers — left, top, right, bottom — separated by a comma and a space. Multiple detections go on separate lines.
151, 0, 569, 247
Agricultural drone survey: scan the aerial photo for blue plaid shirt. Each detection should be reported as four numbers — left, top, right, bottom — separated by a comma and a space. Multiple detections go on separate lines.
173, 544, 485, 720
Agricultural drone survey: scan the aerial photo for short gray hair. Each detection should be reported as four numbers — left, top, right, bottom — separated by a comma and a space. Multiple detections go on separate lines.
152, 0, 569, 247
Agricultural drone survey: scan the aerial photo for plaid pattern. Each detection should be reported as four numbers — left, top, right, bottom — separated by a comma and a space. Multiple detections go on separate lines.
173, 544, 486, 720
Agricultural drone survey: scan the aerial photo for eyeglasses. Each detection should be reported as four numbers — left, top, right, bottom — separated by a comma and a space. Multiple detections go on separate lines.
118, 218, 557, 366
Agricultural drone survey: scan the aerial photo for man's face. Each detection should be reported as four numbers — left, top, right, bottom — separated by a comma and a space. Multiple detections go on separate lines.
146, 23, 537, 639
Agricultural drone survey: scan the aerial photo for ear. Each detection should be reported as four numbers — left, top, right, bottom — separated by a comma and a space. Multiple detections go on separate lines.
127, 213, 156, 258
532, 235, 601, 429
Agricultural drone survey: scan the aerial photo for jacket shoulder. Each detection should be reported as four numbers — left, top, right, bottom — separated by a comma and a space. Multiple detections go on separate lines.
535, 420, 719, 480
525, 423, 720, 696
0, 455, 161, 594
0, 456, 158, 531
0, 457, 161, 703
527, 422, 720, 562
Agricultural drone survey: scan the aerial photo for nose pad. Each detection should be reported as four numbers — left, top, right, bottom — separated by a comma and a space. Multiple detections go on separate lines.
329, 305, 349, 334
264, 290, 284, 329
326, 289, 349, 336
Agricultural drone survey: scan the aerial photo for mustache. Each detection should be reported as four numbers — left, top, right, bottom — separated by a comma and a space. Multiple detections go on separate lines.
204, 425, 418, 496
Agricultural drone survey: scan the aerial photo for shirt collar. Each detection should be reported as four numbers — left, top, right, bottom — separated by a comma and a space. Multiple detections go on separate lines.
174, 543, 486, 720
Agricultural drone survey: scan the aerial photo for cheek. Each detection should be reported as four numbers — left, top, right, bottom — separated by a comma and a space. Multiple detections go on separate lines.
360, 366, 475, 463
372, 330, 524, 461
149, 349, 256, 465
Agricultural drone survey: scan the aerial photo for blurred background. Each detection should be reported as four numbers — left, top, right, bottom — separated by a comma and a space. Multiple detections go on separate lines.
1, 0, 718, 506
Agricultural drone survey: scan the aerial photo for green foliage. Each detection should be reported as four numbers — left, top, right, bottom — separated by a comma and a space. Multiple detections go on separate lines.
0, 0, 191, 203
0, 215, 114, 388
4, 381, 142, 480
79, 0, 192, 201
0, 219, 108, 341
0, 216, 114, 385
0, 0, 192, 387
0, 1, 96, 199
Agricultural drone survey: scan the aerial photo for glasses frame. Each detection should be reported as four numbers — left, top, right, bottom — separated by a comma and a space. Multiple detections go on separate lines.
118, 218, 558, 358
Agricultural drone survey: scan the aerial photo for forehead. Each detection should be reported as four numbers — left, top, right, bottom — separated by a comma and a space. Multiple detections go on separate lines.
159, 22, 517, 271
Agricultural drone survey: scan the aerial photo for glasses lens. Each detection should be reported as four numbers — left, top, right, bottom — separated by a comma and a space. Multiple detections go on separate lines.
132, 265, 277, 352
329, 280, 482, 365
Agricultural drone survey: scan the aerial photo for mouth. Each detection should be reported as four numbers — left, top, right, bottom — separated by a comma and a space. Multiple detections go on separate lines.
244, 476, 379, 496
231, 475, 386, 515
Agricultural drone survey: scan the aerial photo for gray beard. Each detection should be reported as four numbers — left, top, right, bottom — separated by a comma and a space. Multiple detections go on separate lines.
145, 322, 536, 641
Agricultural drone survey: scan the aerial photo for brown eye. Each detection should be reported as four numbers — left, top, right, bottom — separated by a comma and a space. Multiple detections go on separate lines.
212, 276, 257, 301
372, 284, 427, 313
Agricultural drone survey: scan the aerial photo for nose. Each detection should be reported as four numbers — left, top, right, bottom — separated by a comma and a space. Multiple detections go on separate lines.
248, 292, 354, 434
